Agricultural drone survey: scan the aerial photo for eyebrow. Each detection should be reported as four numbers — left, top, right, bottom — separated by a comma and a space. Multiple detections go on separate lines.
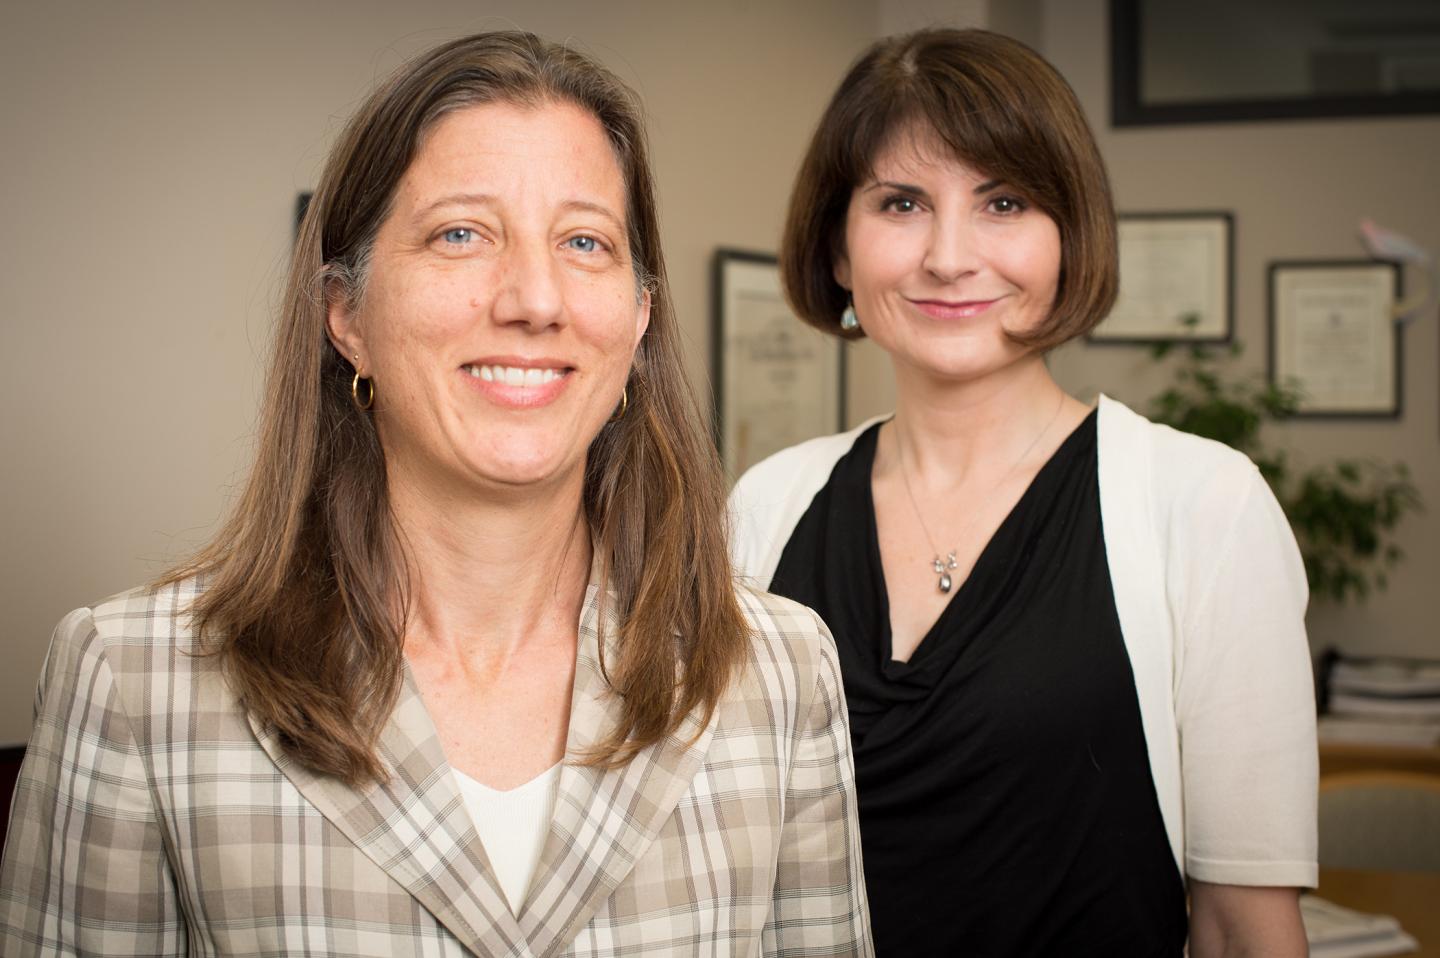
412, 192, 625, 231
863, 178, 1005, 199
414, 192, 497, 219
559, 199, 626, 232
863, 180, 928, 200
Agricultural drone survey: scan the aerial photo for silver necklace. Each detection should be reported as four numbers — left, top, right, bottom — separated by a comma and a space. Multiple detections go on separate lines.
895, 393, 1066, 594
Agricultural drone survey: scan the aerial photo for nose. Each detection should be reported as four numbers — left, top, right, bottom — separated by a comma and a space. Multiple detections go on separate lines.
490, 237, 565, 330
922, 213, 981, 284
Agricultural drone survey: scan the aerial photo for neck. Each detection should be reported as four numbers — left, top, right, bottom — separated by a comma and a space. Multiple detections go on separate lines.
385, 463, 592, 661
885, 353, 1072, 486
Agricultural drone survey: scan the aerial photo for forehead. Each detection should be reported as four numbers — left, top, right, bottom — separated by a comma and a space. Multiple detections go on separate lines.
400, 99, 627, 209
863, 122, 985, 185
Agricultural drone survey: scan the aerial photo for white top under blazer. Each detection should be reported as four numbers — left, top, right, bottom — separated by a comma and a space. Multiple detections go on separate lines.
454, 764, 562, 912
728, 395, 1319, 888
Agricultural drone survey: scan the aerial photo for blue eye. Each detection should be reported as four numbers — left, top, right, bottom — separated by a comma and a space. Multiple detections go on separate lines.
442, 228, 474, 244
567, 235, 600, 253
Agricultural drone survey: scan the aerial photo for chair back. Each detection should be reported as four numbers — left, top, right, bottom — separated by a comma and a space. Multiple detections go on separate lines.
1318, 771, 1440, 872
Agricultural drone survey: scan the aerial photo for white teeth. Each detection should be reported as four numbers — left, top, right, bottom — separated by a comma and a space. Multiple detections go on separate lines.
464, 364, 564, 386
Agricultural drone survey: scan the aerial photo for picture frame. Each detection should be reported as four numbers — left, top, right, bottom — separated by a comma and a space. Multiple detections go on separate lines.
1089, 211, 1233, 343
1268, 260, 1403, 419
711, 248, 846, 476
1110, 0, 1440, 127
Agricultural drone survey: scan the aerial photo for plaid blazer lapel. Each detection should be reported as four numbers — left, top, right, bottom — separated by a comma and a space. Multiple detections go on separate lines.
518, 585, 716, 956
248, 673, 529, 957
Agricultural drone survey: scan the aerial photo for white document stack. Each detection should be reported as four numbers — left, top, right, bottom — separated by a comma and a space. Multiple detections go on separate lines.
1302, 895, 1418, 958
1320, 657, 1440, 748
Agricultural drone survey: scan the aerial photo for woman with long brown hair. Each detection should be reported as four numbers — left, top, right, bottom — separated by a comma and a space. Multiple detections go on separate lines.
731, 28, 1315, 956
1, 32, 869, 957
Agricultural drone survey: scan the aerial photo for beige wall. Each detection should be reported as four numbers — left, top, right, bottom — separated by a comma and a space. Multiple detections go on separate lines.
877, 0, 986, 36
0, 0, 877, 745
1039, 0, 1440, 659
6, 1, 1435, 745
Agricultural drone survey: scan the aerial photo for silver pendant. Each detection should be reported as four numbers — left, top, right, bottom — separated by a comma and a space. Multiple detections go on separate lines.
932, 552, 958, 593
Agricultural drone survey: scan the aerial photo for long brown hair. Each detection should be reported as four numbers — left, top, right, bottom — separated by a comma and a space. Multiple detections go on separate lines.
168, 32, 748, 786
782, 28, 1117, 350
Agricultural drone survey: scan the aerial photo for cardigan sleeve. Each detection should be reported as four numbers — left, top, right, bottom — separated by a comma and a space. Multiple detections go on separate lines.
0, 608, 188, 956
1169, 462, 1319, 888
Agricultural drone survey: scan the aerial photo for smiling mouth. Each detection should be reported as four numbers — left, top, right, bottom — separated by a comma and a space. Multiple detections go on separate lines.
462, 363, 569, 386
910, 297, 1002, 318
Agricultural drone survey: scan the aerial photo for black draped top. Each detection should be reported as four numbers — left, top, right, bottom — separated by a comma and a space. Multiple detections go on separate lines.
770, 412, 1187, 956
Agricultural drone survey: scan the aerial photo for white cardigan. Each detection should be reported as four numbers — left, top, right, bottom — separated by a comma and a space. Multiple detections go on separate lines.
729, 395, 1318, 888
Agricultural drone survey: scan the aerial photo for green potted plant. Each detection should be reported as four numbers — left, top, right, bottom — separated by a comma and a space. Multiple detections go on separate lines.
1147, 319, 1422, 604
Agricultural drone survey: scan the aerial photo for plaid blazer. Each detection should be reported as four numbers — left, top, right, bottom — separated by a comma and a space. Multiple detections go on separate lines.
1, 577, 871, 957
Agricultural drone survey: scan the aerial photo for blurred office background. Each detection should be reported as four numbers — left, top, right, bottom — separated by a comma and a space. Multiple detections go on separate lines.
2, 0, 1437, 754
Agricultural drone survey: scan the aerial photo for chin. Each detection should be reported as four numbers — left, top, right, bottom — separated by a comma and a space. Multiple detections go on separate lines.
467, 441, 582, 491
475, 459, 565, 489
905, 353, 1010, 384
908, 335, 1033, 380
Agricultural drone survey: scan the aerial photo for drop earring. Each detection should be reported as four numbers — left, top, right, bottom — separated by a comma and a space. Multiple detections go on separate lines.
840, 303, 859, 331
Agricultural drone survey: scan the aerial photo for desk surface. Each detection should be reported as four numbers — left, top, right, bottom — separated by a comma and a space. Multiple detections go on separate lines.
1316, 868, 1440, 957
1320, 742, 1440, 779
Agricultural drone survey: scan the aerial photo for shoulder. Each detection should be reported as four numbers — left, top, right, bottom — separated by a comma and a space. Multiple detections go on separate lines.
730, 418, 883, 510
83, 575, 208, 657
728, 418, 886, 585
1097, 395, 1271, 527
1097, 396, 1305, 613
38, 576, 218, 726
729, 585, 838, 723
735, 585, 833, 678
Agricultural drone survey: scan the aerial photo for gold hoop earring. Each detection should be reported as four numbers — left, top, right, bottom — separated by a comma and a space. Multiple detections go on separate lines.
348, 352, 371, 409
609, 385, 628, 423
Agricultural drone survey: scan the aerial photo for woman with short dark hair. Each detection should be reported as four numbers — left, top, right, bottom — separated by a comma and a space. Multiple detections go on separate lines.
1, 31, 871, 957
731, 28, 1315, 956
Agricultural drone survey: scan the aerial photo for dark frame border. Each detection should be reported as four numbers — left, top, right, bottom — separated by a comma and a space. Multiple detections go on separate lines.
1267, 259, 1404, 420
1088, 210, 1234, 345
1, 744, 25, 850
295, 191, 313, 239
1111, 0, 1440, 127
709, 248, 846, 468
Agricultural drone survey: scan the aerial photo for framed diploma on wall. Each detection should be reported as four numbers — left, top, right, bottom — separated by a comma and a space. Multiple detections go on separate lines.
1268, 260, 1402, 418
711, 248, 846, 477
1089, 211, 1233, 343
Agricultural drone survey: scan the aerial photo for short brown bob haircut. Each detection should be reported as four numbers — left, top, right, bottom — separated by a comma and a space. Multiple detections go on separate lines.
782, 28, 1117, 351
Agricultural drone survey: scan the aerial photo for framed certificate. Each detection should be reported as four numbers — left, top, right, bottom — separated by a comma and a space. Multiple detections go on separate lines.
1269, 260, 1402, 418
711, 248, 845, 476
1089, 211, 1233, 343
